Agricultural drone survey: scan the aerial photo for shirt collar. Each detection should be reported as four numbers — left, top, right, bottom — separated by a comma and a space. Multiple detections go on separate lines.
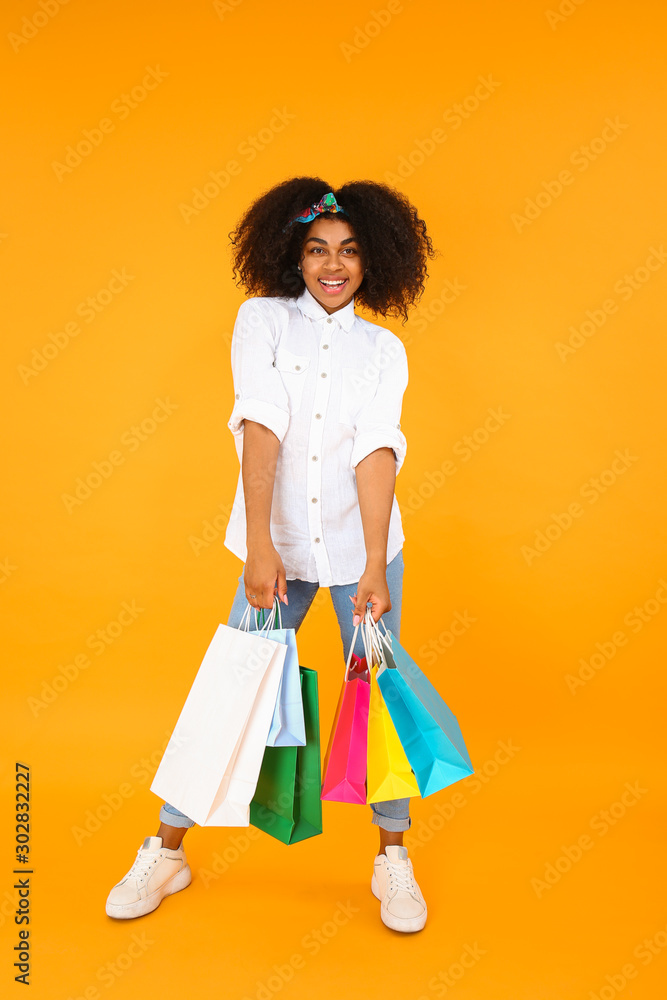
296, 286, 357, 332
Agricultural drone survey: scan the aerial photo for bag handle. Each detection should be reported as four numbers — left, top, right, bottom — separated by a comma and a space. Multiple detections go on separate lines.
362, 608, 387, 664
343, 622, 360, 679
342, 606, 390, 683
360, 612, 382, 672
343, 616, 374, 682
238, 594, 281, 633
238, 603, 253, 632
238, 602, 274, 632
341, 609, 383, 685
376, 615, 390, 640
273, 593, 283, 629
366, 608, 394, 657
254, 595, 281, 633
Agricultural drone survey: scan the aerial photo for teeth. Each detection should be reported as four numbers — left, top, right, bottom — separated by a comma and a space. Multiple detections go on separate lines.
320, 279, 346, 286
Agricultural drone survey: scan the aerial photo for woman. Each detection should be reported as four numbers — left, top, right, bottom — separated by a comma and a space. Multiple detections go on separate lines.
106, 177, 435, 933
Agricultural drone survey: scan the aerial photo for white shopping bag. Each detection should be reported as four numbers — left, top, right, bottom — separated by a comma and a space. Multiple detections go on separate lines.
150, 611, 287, 827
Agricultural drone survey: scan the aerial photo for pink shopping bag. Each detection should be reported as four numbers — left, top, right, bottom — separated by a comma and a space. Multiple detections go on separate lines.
320, 637, 371, 804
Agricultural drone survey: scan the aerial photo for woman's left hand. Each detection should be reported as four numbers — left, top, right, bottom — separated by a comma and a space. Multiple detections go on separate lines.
350, 564, 392, 625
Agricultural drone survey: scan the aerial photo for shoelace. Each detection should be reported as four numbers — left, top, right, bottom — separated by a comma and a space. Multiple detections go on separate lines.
127, 851, 159, 882
384, 859, 417, 894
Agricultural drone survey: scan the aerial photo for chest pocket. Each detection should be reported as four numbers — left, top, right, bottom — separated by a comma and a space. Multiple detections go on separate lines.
273, 348, 310, 415
340, 366, 380, 427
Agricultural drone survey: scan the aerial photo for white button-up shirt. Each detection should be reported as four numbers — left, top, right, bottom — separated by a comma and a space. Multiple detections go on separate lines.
224, 287, 408, 585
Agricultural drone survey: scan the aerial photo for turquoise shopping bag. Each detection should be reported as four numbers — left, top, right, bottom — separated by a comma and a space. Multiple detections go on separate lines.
373, 619, 474, 797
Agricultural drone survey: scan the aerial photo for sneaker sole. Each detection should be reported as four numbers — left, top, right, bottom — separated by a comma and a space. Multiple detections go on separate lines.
371, 873, 428, 933
106, 863, 192, 920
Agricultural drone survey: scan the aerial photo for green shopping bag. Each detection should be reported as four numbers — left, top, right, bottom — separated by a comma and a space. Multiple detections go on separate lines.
250, 667, 322, 844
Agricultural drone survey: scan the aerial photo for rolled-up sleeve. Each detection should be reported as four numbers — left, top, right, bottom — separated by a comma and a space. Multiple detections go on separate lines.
350, 335, 409, 475
227, 298, 290, 444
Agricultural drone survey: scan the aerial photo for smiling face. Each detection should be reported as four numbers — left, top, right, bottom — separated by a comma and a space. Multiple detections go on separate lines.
298, 217, 365, 314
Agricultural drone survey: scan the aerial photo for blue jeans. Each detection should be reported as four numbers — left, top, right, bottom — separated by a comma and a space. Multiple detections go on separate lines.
160, 548, 411, 833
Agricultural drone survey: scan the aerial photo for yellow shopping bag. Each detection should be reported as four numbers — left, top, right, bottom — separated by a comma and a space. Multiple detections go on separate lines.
366, 654, 420, 804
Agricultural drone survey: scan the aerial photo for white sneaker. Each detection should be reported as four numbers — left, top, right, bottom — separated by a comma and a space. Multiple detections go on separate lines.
371, 845, 428, 932
106, 836, 191, 919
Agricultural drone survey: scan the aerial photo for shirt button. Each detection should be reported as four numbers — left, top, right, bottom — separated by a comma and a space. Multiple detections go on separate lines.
311, 455, 318, 461
314, 537, 321, 543
311, 497, 318, 503
235, 393, 240, 399
326, 318, 333, 324
321, 372, 327, 378
396, 423, 401, 429
315, 413, 322, 419
295, 365, 301, 371
322, 344, 329, 350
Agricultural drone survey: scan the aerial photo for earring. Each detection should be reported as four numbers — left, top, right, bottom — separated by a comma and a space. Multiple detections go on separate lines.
297, 265, 302, 271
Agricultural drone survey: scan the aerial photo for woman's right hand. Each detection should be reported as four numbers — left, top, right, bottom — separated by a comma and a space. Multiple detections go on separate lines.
244, 542, 288, 610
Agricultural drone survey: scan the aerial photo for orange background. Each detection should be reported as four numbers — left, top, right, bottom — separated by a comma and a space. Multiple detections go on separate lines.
2, 0, 666, 997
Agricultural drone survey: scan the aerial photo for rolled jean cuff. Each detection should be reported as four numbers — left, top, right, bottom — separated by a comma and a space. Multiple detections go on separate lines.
159, 801, 196, 829
370, 804, 412, 833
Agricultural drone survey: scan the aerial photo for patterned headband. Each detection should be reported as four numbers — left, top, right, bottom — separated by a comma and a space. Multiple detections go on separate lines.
287, 191, 347, 228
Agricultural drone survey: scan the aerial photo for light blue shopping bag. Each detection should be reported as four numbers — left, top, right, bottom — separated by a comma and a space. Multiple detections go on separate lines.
372, 617, 473, 797
249, 599, 306, 748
